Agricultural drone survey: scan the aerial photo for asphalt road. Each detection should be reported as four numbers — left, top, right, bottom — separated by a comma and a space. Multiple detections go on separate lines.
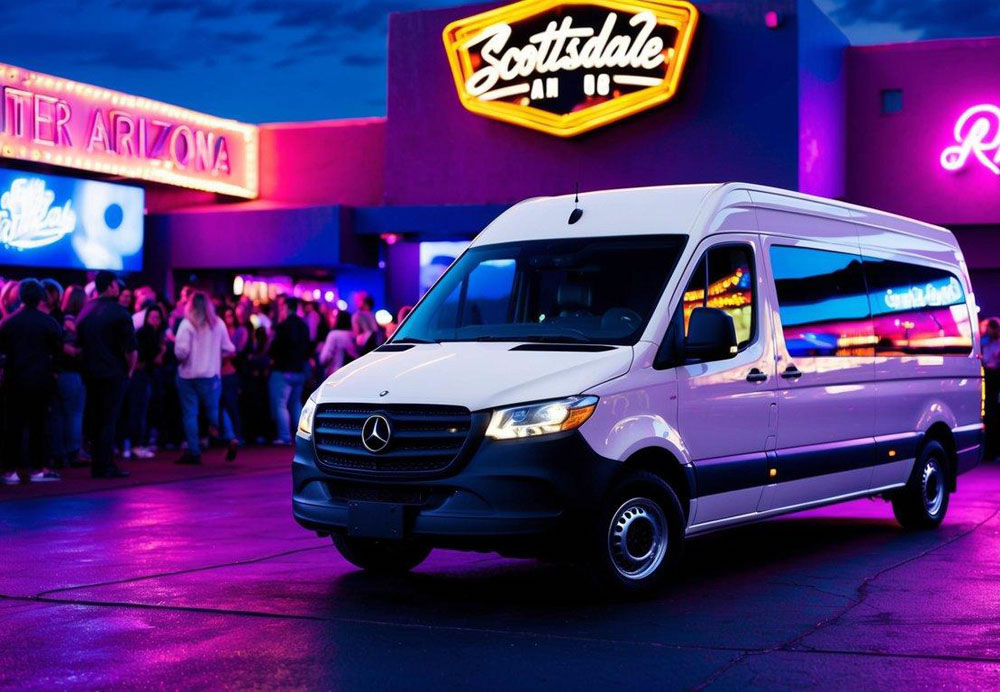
3, 450, 1000, 690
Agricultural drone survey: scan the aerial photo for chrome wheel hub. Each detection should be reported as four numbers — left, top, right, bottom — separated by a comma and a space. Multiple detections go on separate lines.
608, 497, 668, 581
922, 460, 945, 517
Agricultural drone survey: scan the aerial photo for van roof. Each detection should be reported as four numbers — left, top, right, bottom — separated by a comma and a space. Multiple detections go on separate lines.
472, 182, 960, 253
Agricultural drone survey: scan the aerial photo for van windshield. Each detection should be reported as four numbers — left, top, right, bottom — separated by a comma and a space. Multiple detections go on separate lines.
392, 235, 687, 346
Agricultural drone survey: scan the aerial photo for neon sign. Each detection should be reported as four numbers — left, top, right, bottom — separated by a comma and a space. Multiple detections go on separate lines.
443, 0, 699, 137
0, 63, 258, 198
940, 104, 1000, 176
0, 178, 76, 250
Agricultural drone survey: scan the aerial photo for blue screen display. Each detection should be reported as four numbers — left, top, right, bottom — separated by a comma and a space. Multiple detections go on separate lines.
0, 169, 144, 271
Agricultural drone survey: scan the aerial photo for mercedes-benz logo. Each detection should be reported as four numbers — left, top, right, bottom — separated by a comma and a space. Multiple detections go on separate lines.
361, 414, 391, 453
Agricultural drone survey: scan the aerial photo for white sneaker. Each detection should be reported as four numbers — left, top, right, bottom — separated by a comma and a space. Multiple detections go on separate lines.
30, 470, 60, 482
132, 447, 155, 459
3, 471, 22, 485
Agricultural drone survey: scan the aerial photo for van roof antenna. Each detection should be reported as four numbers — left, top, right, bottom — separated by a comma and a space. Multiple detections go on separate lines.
568, 183, 583, 224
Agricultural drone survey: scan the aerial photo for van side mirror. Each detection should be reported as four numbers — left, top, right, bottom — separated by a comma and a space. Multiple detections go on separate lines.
685, 307, 738, 363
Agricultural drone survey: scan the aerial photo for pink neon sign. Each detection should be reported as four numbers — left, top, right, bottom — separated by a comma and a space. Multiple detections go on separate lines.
940, 104, 1000, 176
0, 63, 259, 198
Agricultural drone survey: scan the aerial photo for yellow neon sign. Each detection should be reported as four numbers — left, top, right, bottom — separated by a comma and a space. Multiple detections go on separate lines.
443, 0, 699, 137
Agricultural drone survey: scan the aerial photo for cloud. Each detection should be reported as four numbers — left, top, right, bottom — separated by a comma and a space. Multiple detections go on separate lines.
0, 30, 181, 71
109, 0, 239, 20
342, 52, 385, 67
829, 0, 1000, 39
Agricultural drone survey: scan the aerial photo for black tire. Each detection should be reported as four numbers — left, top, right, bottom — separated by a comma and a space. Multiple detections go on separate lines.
892, 440, 951, 530
332, 535, 431, 574
592, 471, 685, 596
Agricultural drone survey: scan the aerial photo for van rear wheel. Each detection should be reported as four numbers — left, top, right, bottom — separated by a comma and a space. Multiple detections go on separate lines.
332, 535, 431, 574
593, 471, 684, 595
891, 440, 951, 530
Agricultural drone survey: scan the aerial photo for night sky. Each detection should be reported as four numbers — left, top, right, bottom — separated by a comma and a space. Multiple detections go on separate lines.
3, 0, 1000, 124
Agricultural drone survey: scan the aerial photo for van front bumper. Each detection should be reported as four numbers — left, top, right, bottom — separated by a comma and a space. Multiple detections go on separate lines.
292, 431, 619, 547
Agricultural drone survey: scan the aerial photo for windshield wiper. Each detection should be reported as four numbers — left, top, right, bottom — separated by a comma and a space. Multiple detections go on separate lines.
516, 335, 598, 345
450, 335, 598, 345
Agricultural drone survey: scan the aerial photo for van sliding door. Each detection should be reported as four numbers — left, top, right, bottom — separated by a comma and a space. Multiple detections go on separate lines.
759, 238, 877, 512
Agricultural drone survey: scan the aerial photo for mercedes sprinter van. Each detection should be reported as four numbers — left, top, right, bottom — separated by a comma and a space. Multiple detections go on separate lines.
293, 183, 983, 593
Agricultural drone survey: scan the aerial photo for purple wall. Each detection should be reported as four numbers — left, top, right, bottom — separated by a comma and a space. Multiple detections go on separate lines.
385, 0, 813, 206
846, 38, 1000, 226
150, 205, 373, 270
798, 0, 847, 198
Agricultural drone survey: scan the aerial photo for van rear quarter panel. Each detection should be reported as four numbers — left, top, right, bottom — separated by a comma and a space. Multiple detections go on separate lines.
857, 225, 981, 469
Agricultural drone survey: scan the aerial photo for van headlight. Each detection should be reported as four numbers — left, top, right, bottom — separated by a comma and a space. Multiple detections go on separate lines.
298, 395, 318, 438
485, 396, 599, 440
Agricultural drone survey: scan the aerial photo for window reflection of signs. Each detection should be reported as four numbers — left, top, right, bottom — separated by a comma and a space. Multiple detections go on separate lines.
682, 264, 752, 343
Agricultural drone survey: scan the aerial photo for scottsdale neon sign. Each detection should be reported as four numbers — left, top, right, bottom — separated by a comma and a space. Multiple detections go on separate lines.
443, 0, 699, 137
0, 63, 258, 198
940, 104, 1000, 176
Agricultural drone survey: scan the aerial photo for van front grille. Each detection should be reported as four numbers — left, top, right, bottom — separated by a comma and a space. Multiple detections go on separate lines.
312, 404, 481, 477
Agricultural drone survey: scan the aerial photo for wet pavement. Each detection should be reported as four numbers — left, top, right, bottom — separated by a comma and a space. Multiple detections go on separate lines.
2, 449, 1000, 690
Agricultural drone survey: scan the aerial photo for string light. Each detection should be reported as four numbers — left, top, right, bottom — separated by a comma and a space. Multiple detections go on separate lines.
0, 62, 259, 198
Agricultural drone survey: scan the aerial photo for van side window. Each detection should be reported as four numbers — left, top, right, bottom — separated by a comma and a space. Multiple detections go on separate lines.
770, 245, 874, 357
864, 258, 973, 356
681, 244, 756, 347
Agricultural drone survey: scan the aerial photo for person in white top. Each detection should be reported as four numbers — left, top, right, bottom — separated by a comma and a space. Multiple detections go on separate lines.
131, 285, 157, 331
173, 291, 237, 465
319, 310, 358, 376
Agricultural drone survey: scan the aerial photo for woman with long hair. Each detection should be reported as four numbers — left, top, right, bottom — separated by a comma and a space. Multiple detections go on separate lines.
173, 291, 236, 465
123, 306, 167, 460
53, 285, 88, 468
220, 306, 248, 448
318, 309, 358, 376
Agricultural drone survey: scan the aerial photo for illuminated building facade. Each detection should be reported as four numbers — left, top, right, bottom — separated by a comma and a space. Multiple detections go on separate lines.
1, 0, 999, 318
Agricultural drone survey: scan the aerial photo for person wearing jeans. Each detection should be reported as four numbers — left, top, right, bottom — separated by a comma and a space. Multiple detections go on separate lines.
173, 291, 236, 464
269, 370, 306, 445
176, 375, 231, 459
54, 286, 88, 467
268, 296, 311, 445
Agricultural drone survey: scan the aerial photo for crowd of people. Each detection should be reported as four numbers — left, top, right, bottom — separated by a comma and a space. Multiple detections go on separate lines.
0, 271, 405, 484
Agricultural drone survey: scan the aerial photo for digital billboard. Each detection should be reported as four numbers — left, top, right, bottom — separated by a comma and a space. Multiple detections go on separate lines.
0, 169, 144, 271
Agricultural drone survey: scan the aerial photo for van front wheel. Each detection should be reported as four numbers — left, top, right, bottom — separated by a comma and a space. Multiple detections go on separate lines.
332, 535, 431, 574
593, 471, 684, 595
891, 440, 951, 530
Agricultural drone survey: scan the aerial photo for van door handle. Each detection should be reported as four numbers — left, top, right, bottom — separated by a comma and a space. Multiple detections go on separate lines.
746, 368, 768, 383
781, 365, 803, 380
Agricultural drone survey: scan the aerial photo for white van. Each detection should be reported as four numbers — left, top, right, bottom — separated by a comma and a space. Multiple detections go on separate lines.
293, 183, 983, 593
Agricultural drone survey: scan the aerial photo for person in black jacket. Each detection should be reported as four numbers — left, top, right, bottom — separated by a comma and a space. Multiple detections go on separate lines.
0, 279, 63, 484
268, 296, 311, 445
76, 271, 137, 479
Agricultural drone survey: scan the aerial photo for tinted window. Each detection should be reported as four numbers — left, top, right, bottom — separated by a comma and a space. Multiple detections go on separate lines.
770, 245, 874, 357
864, 258, 973, 356
437, 259, 516, 328
393, 235, 686, 345
680, 245, 755, 347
